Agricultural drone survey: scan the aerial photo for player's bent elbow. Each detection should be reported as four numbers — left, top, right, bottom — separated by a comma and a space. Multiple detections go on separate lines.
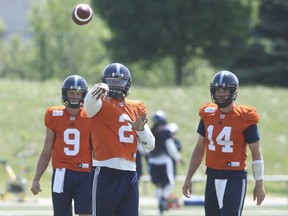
84, 97, 102, 117
141, 140, 155, 152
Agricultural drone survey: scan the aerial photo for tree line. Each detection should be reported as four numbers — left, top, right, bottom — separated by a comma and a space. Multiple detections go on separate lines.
0, 0, 287, 87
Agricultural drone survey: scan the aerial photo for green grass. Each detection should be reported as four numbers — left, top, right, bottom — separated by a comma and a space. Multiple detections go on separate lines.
0, 79, 287, 198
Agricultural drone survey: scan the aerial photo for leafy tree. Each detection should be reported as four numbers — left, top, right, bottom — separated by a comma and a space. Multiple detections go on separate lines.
232, 0, 288, 87
0, 18, 36, 80
0, 36, 35, 79
0, 0, 111, 82
92, 0, 257, 85
28, 0, 110, 82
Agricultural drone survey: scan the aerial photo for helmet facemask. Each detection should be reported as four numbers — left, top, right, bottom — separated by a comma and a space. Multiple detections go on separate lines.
210, 86, 237, 108
105, 76, 131, 99
210, 71, 239, 108
101, 63, 132, 100
62, 89, 87, 108
61, 75, 88, 108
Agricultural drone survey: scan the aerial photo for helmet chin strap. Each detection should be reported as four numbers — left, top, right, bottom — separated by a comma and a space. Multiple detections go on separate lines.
67, 100, 82, 108
216, 102, 231, 108
68, 104, 81, 108
108, 86, 128, 99
213, 97, 233, 108
212, 93, 235, 109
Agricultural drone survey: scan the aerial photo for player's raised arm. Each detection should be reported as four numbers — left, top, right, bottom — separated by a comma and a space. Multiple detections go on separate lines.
84, 83, 109, 117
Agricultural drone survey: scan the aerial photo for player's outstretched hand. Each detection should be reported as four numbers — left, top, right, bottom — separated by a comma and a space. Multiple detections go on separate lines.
91, 83, 109, 101
126, 109, 148, 131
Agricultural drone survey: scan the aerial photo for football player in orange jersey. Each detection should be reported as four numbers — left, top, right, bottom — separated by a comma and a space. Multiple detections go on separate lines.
84, 63, 155, 216
182, 71, 265, 216
31, 75, 92, 216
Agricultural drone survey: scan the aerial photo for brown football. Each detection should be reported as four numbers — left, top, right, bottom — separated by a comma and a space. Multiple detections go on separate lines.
71, 4, 93, 25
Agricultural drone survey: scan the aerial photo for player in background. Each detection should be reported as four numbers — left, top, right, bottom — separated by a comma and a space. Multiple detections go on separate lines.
84, 63, 155, 216
31, 75, 92, 216
167, 122, 182, 177
182, 71, 265, 216
147, 111, 184, 214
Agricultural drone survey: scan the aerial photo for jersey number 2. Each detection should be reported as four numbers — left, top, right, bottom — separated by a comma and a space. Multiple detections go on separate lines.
207, 125, 233, 153
119, 114, 134, 144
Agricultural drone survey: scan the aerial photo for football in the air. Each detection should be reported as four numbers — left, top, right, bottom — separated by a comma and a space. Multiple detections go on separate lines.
71, 4, 93, 25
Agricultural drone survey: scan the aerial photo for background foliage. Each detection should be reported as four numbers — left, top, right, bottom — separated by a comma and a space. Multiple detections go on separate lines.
232, 0, 288, 86
0, 0, 111, 83
1, 0, 288, 86
93, 0, 258, 85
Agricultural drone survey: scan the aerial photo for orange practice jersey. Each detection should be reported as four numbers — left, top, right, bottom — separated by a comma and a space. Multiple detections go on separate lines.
199, 103, 259, 170
45, 106, 92, 172
90, 98, 147, 163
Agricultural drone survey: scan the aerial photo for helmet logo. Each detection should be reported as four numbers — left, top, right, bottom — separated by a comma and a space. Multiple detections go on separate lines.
216, 71, 230, 87
215, 82, 227, 87
111, 63, 125, 78
102, 63, 131, 99
69, 85, 81, 90
111, 72, 124, 78
68, 75, 82, 90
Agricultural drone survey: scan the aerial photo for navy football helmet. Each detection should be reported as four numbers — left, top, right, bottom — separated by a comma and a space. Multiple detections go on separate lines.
152, 110, 167, 127
210, 71, 239, 108
61, 75, 88, 108
101, 63, 132, 99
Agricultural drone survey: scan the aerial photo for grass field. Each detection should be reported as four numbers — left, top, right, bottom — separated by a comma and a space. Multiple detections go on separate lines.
0, 79, 288, 213
0, 195, 287, 216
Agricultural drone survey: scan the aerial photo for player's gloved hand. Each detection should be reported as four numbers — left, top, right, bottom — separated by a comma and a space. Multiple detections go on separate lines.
91, 83, 109, 101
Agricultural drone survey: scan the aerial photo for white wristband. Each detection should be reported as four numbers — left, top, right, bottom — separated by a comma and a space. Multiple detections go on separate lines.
252, 160, 264, 181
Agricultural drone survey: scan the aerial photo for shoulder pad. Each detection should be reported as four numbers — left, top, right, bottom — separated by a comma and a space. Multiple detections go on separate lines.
47, 106, 65, 115
126, 99, 147, 113
235, 105, 259, 124
199, 103, 218, 118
